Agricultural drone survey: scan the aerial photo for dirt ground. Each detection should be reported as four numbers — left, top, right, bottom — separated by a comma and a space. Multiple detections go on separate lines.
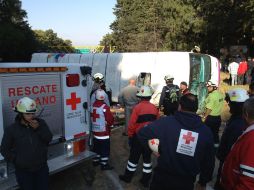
49, 125, 220, 190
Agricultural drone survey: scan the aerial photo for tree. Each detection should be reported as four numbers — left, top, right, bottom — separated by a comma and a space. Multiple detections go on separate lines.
107, 0, 204, 52
33, 29, 75, 53
0, 0, 36, 61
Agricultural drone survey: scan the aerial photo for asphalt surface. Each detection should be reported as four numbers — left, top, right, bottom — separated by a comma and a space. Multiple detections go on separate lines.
49, 126, 220, 190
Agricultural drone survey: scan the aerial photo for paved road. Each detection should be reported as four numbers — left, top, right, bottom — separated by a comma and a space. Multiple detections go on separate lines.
49, 126, 219, 190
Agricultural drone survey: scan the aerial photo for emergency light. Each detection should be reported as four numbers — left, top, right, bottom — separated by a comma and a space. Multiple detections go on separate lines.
66, 74, 80, 87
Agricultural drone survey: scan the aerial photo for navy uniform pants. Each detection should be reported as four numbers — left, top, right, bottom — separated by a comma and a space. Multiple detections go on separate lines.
150, 167, 194, 190
205, 115, 221, 147
92, 138, 110, 166
15, 165, 49, 190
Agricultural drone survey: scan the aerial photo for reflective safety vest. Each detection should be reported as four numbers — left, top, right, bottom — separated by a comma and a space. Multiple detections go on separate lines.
92, 104, 106, 132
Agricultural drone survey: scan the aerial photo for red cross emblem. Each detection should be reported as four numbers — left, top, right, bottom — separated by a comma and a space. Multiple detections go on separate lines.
30, 103, 35, 109
92, 109, 100, 122
66, 92, 81, 110
183, 132, 195, 144
151, 139, 156, 145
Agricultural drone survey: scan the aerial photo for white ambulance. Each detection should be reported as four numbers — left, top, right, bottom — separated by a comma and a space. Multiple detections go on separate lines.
0, 62, 95, 189
31, 52, 220, 111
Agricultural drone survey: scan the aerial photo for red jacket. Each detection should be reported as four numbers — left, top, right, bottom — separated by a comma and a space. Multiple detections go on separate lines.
128, 100, 159, 137
91, 100, 114, 138
238, 61, 248, 75
221, 124, 254, 190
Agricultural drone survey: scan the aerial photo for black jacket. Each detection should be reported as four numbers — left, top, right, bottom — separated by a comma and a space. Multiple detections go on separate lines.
159, 84, 180, 108
0, 118, 53, 171
216, 115, 246, 162
138, 111, 215, 186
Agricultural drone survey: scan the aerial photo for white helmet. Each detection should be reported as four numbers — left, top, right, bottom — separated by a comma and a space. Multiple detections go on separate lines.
164, 75, 174, 81
15, 97, 37, 113
206, 80, 217, 87
136, 85, 154, 97
148, 139, 160, 153
93, 73, 104, 83
96, 89, 106, 100
227, 88, 249, 102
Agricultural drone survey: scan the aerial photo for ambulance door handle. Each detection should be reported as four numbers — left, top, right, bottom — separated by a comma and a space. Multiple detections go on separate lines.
83, 102, 88, 123
82, 79, 87, 87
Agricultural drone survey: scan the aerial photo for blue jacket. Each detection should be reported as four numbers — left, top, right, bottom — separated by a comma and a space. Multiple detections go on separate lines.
138, 111, 214, 185
216, 115, 246, 162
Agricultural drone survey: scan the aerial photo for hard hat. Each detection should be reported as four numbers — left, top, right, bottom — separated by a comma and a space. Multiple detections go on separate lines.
164, 75, 174, 81
227, 88, 249, 102
15, 97, 37, 113
136, 85, 154, 97
96, 89, 106, 100
206, 80, 217, 87
93, 73, 104, 82
148, 139, 160, 153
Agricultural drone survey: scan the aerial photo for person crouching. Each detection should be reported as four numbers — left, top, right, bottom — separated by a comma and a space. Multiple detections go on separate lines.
91, 89, 114, 170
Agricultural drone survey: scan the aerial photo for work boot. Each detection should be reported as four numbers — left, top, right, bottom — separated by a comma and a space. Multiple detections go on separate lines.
139, 173, 152, 188
119, 169, 134, 183
101, 164, 114, 170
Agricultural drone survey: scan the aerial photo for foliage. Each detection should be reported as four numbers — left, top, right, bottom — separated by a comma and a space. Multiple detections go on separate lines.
0, 0, 36, 61
33, 29, 75, 53
0, 0, 74, 62
104, 0, 254, 56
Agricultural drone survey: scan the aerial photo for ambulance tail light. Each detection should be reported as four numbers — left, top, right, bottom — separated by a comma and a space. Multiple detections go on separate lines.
66, 74, 80, 87
64, 133, 86, 157
64, 141, 74, 157
73, 133, 86, 155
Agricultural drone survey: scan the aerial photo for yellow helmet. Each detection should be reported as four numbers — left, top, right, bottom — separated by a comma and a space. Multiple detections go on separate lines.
15, 97, 37, 113
227, 88, 249, 102
136, 85, 154, 97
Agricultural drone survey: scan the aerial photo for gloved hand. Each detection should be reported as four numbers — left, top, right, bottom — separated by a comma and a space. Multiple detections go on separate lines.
128, 137, 133, 147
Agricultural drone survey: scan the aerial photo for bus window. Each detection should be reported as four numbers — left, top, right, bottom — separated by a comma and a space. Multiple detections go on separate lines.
189, 54, 211, 113
137, 72, 151, 87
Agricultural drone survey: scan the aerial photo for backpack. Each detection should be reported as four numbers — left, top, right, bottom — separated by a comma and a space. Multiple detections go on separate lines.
164, 85, 179, 103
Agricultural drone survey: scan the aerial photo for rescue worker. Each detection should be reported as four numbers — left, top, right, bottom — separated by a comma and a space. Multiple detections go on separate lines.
90, 73, 110, 108
248, 82, 254, 97
91, 89, 114, 170
179, 81, 190, 96
119, 85, 159, 187
214, 88, 249, 190
220, 97, 254, 189
138, 93, 215, 190
159, 75, 180, 116
118, 78, 139, 136
0, 97, 53, 190
191, 45, 201, 53
203, 80, 224, 148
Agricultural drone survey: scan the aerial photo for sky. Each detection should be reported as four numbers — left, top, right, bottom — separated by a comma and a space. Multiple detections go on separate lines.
21, 0, 117, 46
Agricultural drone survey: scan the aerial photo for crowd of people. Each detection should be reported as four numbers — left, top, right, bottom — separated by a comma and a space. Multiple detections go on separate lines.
1, 71, 254, 190
227, 57, 254, 86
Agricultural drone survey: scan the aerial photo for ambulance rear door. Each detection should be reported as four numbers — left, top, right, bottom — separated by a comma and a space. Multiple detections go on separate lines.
0, 70, 64, 142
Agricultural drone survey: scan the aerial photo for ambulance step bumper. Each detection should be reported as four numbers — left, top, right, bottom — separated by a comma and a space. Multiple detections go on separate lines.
0, 150, 96, 190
